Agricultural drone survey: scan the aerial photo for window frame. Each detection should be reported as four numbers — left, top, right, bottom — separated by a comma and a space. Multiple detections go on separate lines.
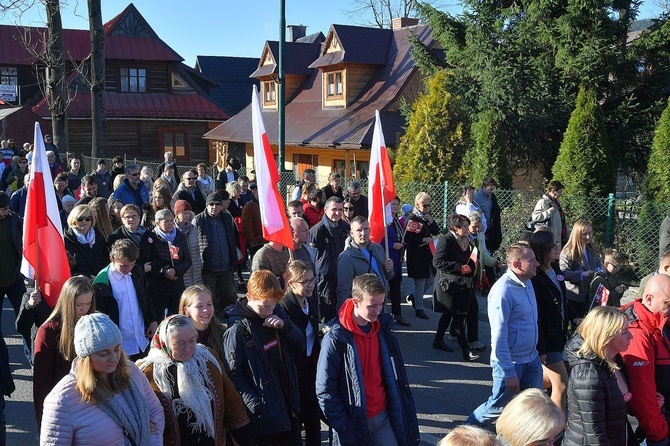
159, 127, 189, 161
326, 71, 344, 98
263, 81, 277, 105
120, 67, 147, 93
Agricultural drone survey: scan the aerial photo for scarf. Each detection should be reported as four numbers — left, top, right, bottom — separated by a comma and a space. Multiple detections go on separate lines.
412, 206, 428, 220
137, 316, 221, 439
154, 226, 177, 243
125, 226, 146, 246
96, 364, 152, 446
73, 227, 96, 248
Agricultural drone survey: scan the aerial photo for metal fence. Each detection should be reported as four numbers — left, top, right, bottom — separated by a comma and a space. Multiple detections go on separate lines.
78, 153, 667, 285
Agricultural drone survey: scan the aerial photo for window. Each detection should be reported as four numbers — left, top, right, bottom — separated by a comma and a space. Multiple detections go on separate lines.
160, 128, 189, 160
293, 154, 318, 179
326, 71, 343, 97
263, 81, 276, 105
120, 68, 146, 92
0, 67, 17, 86
333, 159, 368, 178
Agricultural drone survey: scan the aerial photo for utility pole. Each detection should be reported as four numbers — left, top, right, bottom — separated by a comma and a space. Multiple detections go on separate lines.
278, 0, 286, 174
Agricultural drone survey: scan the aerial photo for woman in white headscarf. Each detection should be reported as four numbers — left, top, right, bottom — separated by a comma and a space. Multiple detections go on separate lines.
138, 315, 249, 446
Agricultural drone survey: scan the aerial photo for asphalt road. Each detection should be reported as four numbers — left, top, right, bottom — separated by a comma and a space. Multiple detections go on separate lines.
3, 278, 497, 446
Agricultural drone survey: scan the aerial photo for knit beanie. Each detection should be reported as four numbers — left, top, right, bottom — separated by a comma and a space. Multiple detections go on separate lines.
173, 199, 192, 216
206, 193, 223, 205
74, 313, 123, 358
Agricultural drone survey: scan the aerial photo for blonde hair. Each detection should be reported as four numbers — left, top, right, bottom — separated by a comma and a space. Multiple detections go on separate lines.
89, 197, 112, 242
179, 285, 226, 358
576, 305, 627, 371
45, 276, 96, 361
112, 174, 124, 191
562, 219, 592, 262
438, 425, 500, 446
414, 192, 430, 206
496, 388, 564, 446
67, 205, 95, 228
75, 352, 132, 404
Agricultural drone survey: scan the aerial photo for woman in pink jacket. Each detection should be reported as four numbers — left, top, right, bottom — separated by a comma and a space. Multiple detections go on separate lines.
40, 313, 164, 445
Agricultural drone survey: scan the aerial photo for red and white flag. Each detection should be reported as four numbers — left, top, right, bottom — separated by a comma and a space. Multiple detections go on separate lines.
368, 110, 396, 244
20, 123, 70, 306
251, 86, 294, 249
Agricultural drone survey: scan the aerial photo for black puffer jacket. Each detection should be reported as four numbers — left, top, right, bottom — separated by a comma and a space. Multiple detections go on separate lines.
530, 264, 568, 355
563, 334, 636, 446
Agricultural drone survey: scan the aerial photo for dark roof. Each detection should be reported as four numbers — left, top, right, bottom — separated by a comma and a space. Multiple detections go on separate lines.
195, 56, 261, 116
204, 24, 435, 149
33, 91, 229, 120
250, 41, 322, 78
0, 3, 182, 65
309, 25, 393, 68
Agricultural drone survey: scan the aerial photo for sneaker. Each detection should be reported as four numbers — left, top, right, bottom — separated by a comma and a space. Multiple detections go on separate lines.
406, 294, 415, 309
446, 334, 457, 341
464, 350, 481, 361
415, 309, 429, 319
469, 341, 486, 350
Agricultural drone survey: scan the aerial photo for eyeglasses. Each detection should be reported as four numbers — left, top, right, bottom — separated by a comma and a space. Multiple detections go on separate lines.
128, 172, 140, 177
607, 262, 621, 272
184, 177, 197, 181
420, 203, 431, 207
76, 216, 92, 222
19, 161, 28, 165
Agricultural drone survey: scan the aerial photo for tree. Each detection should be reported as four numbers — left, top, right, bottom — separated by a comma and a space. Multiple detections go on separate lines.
644, 97, 670, 201
345, 0, 414, 28
393, 69, 467, 184
464, 109, 512, 189
552, 86, 616, 197
88, 0, 105, 158
45, 0, 69, 153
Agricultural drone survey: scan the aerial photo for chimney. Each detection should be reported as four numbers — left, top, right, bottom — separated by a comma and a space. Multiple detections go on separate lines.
287, 25, 307, 42
392, 17, 419, 30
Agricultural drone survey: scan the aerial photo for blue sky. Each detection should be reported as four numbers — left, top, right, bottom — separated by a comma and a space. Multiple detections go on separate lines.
0, 0, 664, 66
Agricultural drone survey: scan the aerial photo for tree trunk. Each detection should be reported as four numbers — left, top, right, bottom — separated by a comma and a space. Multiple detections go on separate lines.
45, 0, 68, 156
88, 0, 105, 158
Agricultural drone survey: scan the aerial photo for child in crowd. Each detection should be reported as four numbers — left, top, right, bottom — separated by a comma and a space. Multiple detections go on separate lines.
589, 248, 627, 308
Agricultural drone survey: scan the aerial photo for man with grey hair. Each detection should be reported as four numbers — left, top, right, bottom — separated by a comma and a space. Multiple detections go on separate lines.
152, 209, 191, 317
112, 163, 149, 206
290, 217, 316, 269
155, 150, 178, 179
346, 180, 368, 218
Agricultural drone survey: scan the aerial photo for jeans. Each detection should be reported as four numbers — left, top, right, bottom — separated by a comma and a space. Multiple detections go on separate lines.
466, 356, 543, 429
367, 410, 398, 446
412, 274, 433, 311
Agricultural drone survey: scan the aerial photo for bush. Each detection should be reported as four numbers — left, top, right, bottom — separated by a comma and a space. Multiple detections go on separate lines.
644, 97, 670, 202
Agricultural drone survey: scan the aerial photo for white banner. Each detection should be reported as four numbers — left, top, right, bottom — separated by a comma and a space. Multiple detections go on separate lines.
0, 84, 17, 102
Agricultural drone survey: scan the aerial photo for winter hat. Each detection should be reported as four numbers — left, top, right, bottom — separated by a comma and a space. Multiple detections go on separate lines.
206, 193, 223, 205
61, 195, 76, 206
74, 313, 123, 358
402, 204, 413, 215
173, 199, 192, 215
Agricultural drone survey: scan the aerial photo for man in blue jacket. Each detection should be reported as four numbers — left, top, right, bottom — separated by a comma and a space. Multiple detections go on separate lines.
466, 243, 542, 428
112, 164, 149, 206
316, 274, 420, 446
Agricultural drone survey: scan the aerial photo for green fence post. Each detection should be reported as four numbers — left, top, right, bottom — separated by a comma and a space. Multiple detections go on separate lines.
443, 181, 449, 232
605, 193, 615, 248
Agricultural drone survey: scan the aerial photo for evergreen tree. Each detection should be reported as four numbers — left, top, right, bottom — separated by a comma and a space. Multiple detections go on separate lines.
552, 86, 616, 197
644, 97, 670, 201
393, 69, 467, 183
464, 109, 512, 188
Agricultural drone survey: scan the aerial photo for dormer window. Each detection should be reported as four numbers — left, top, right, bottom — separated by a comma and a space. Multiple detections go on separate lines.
263, 81, 276, 105
120, 68, 146, 93
326, 71, 343, 97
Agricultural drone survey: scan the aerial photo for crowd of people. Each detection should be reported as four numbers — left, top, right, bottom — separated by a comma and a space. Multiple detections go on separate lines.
3, 138, 670, 445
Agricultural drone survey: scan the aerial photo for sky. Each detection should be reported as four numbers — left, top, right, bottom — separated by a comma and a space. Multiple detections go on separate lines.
0, 0, 664, 67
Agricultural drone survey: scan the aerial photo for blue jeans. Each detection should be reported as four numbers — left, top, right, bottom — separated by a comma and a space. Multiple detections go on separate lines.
466, 356, 543, 428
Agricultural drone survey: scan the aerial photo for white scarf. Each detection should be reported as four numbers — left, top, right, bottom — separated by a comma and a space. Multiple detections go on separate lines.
73, 228, 96, 248
139, 345, 220, 438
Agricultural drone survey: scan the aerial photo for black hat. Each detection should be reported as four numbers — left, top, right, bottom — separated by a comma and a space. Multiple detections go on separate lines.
97, 159, 106, 165
227, 157, 241, 170
0, 191, 9, 208
206, 193, 223, 205
249, 182, 257, 190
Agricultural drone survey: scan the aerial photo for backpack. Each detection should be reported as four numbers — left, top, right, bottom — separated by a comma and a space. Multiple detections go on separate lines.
525, 214, 550, 231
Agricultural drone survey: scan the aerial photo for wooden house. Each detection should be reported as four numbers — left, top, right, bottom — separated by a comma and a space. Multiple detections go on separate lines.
1, 3, 229, 163
203, 18, 438, 180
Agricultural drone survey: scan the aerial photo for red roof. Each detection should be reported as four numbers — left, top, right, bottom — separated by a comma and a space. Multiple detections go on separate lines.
32, 92, 229, 120
0, 3, 181, 65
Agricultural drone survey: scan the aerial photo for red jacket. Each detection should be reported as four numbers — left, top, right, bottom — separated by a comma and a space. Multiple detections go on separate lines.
621, 300, 670, 442
303, 202, 324, 228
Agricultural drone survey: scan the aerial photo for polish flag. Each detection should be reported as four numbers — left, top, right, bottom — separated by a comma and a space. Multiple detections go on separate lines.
251, 86, 294, 249
368, 110, 396, 244
20, 123, 70, 306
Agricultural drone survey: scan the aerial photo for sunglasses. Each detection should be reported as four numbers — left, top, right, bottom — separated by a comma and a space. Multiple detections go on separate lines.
344, 207, 355, 211
76, 216, 92, 222
184, 177, 197, 181
128, 172, 140, 177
